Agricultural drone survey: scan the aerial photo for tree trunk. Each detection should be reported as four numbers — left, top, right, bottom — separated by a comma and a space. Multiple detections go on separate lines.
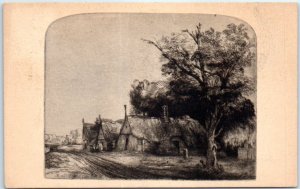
206, 131, 218, 169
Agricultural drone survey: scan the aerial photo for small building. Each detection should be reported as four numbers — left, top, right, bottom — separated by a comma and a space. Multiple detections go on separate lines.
156, 106, 187, 155
116, 105, 154, 152
45, 134, 58, 144
63, 135, 70, 145
97, 125, 107, 151
223, 126, 256, 160
101, 119, 121, 151
70, 129, 83, 144
82, 115, 107, 152
238, 143, 256, 160
116, 105, 202, 155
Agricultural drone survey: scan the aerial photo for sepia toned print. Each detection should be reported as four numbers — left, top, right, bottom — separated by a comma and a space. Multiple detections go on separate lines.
45, 13, 256, 180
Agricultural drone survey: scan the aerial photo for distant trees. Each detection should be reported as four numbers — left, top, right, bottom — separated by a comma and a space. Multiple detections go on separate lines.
130, 23, 256, 170
129, 79, 150, 116
129, 79, 169, 117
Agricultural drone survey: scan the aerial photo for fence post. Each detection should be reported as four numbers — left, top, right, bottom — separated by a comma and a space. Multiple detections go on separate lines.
183, 148, 188, 159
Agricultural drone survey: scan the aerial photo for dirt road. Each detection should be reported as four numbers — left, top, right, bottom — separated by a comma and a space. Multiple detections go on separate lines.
46, 151, 195, 179
45, 151, 255, 180
73, 152, 166, 179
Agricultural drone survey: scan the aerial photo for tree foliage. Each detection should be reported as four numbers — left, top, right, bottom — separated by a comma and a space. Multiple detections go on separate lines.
130, 23, 256, 168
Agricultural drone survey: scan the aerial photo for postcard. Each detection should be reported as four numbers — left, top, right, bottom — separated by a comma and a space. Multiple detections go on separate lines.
4, 3, 297, 188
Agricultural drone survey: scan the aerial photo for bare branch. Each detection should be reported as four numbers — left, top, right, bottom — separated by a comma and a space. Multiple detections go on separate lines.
182, 29, 198, 45
182, 23, 202, 48
142, 38, 205, 86
141, 38, 164, 52
215, 127, 223, 138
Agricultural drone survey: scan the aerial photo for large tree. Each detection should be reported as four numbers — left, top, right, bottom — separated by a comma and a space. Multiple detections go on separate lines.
138, 23, 256, 169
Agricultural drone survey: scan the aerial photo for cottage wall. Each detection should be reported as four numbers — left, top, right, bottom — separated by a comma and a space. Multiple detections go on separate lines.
116, 135, 138, 151
157, 137, 187, 155
127, 135, 138, 151
98, 139, 107, 151
116, 135, 127, 151
143, 141, 150, 151
116, 134, 152, 152
137, 143, 143, 151
158, 142, 173, 155
136, 139, 147, 152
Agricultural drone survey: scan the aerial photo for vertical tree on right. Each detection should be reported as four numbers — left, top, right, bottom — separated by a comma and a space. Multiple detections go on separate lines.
140, 23, 256, 170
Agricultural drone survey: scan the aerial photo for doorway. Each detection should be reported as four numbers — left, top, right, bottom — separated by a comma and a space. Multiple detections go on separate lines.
173, 140, 180, 154
125, 136, 129, 150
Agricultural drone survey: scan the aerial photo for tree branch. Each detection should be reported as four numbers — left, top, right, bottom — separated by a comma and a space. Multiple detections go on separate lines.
142, 39, 205, 87
182, 30, 198, 45
182, 23, 202, 48
215, 127, 223, 138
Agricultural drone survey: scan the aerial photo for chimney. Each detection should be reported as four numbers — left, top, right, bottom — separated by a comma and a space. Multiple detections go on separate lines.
99, 114, 102, 125
124, 105, 127, 117
162, 105, 169, 123
82, 118, 85, 124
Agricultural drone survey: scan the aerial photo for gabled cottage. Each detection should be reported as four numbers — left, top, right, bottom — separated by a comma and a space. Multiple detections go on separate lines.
82, 115, 107, 152
98, 122, 107, 151
116, 105, 204, 155
116, 105, 150, 152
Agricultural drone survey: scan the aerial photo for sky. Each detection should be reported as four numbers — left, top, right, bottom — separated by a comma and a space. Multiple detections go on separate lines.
45, 13, 256, 135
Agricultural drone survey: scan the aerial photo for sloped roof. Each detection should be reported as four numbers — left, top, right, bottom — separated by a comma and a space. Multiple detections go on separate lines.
119, 115, 205, 144
83, 123, 95, 128
102, 120, 122, 142
120, 115, 132, 135
127, 116, 162, 142
83, 121, 121, 142
82, 122, 101, 144
223, 127, 256, 148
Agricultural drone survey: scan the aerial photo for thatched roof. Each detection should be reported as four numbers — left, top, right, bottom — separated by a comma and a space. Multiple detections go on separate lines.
123, 116, 162, 142
172, 115, 206, 146
119, 115, 205, 145
102, 120, 122, 142
223, 127, 256, 148
82, 123, 100, 144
